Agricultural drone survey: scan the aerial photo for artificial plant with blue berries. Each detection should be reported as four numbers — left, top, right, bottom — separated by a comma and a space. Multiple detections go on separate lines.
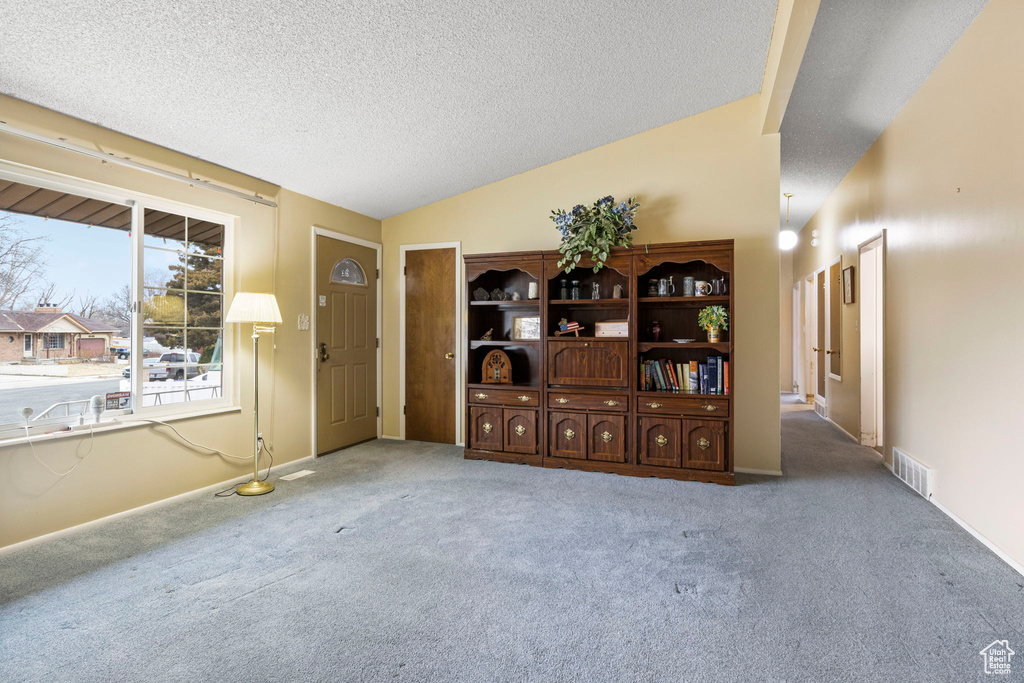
551, 195, 640, 274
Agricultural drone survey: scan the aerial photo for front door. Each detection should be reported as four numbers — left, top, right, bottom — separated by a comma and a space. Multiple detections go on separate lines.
23, 333, 32, 358
316, 235, 377, 454
404, 247, 456, 443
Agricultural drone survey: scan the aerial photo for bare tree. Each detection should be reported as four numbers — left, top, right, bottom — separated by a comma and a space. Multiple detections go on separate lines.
33, 282, 75, 310
73, 291, 102, 317
0, 215, 49, 310
98, 284, 132, 334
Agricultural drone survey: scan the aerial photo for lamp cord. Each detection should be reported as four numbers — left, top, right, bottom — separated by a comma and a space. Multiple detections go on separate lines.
22, 424, 96, 477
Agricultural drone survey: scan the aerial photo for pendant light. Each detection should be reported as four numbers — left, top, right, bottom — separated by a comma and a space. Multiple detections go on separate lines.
779, 193, 798, 250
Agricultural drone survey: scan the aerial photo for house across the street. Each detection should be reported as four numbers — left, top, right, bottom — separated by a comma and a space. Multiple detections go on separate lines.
0, 303, 120, 362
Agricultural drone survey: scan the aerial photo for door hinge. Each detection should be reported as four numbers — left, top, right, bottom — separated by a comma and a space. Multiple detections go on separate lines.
376, 268, 380, 279
376, 406, 380, 417
376, 337, 380, 349
403, 405, 407, 415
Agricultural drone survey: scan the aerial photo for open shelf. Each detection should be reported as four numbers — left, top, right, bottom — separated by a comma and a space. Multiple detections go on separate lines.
638, 296, 730, 306
639, 390, 731, 399
638, 342, 731, 352
549, 298, 629, 308
470, 340, 540, 348
466, 382, 538, 390
469, 300, 540, 307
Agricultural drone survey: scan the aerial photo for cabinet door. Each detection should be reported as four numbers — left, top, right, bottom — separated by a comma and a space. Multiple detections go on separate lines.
638, 417, 681, 468
547, 341, 629, 387
503, 409, 537, 454
470, 406, 503, 451
588, 414, 626, 463
548, 411, 586, 460
682, 419, 726, 471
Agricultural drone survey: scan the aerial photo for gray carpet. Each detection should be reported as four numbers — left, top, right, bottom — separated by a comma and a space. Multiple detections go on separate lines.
1, 411, 1022, 682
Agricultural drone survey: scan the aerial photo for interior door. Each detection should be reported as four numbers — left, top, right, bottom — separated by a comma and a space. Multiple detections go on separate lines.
316, 235, 377, 454
404, 247, 456, 443
815, 270, 826, 403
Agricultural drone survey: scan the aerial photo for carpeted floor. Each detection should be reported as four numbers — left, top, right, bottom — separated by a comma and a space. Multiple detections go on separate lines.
1, 410, 1021, 682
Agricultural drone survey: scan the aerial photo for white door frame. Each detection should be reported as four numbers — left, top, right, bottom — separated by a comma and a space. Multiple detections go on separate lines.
310, 226, 383, 454
859, 233, 885, 448
811, 267, 827, 410
399, 242, 464, 445
825, 256, 843, 383
23, 333, 33, 358
791, 281, 801, 395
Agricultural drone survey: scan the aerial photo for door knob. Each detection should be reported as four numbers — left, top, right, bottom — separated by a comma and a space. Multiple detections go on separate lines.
318, 343, 330, 363
444, 352, 455, 360
812, 347, 820, 352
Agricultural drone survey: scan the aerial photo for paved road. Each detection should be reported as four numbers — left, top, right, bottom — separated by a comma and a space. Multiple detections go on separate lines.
0, 378, 123, 424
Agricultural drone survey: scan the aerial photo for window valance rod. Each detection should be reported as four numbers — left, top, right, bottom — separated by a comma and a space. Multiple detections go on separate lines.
0, 120, 278, 208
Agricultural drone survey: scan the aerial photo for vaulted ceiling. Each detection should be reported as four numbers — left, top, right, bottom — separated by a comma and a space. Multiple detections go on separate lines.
779, 0, 989, 232
0, 1, 777, 220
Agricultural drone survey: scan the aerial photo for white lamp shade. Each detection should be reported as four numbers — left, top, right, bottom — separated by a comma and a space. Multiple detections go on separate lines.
778, 230, 798, 251
226, 292, 283, 324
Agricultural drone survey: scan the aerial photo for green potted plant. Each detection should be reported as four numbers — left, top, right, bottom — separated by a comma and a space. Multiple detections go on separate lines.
698, 305, 729, 343
551, 196, 639, 274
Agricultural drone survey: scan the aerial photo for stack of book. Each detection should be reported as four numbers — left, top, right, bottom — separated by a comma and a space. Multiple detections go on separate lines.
640, 357, 728, 395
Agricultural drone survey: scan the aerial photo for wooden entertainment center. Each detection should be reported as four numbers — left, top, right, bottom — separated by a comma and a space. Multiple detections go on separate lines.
464, 239, 735, 485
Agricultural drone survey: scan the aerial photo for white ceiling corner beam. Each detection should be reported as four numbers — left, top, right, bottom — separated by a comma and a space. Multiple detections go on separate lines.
760, 0, 822, 136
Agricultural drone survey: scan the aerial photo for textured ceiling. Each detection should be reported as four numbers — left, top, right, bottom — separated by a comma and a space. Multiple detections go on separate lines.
0, 1, 777, 220
779, 0, 988, 231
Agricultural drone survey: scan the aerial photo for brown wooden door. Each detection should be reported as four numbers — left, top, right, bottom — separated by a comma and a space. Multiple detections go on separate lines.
588, 414, 626, 463
503, 408, 537, 454
547, 340, 629, 387
681, 419, 726, 471
405, 248, 456, 443
549, 411, 586, 459
638, 417, 681, 468
470, 406, 502, 451
316, 235, 377, 455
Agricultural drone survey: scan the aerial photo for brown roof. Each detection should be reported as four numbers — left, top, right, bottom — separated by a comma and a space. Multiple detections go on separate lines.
0, 310, 120, 334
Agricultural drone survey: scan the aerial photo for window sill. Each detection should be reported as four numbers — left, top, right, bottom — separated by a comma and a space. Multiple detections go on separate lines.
0, 406, 242, 448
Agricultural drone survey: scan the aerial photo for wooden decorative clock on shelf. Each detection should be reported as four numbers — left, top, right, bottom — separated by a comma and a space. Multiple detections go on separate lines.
480, 349, 512, 384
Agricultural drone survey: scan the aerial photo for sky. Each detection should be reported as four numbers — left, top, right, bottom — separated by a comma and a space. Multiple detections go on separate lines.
2, 211, 180, 310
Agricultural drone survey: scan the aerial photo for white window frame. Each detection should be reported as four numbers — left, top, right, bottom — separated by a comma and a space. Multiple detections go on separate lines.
0, 162, 237, 441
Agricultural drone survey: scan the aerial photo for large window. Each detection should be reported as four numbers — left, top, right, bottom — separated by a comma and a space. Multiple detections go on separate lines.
0, 174, 230, 436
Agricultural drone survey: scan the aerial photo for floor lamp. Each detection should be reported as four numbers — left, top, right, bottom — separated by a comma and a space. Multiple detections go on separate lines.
226, 292, 283, 496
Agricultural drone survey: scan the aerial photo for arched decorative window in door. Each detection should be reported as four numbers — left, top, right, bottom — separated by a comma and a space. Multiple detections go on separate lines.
330, 258, 367, 286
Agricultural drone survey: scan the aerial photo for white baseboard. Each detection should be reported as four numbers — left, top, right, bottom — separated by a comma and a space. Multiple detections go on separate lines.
735, 467, 783, 476
0, 454, 315, 555
381, 434, 402, 440
929, 497, 1024, 578
882, 460, 1023, 578
826, 416, 859, 443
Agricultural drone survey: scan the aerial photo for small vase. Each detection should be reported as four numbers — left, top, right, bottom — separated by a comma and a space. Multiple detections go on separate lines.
651, 320, 662, 342
707, 327, 720, 343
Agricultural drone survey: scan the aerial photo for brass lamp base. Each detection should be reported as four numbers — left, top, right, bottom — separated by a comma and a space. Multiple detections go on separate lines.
236, 479, 275, 496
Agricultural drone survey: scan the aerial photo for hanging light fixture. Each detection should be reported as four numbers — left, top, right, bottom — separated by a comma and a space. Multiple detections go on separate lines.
779, 193, 798, 250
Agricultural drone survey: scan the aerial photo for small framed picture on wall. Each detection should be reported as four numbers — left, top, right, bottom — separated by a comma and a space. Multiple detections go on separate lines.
843, 266, 855, 304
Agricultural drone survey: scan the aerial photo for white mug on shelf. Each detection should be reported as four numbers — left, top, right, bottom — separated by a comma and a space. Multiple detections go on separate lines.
694, 280, 713, 296
527, 282, 539, 300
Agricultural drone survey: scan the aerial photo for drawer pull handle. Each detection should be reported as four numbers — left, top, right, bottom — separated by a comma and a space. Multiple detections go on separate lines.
564, 429, 575, 441
697, 437, 711, 451
475, 393, 488, 400
515, 425, 526, 436
518, 395, 531, 402
601, 431, 613, 443
482, 422, 493, 434
656, 435, 668, 447
555, 397, 570, 404
647, 402, 663, 409
603, 400, 620, 406
701, 404, 718, 412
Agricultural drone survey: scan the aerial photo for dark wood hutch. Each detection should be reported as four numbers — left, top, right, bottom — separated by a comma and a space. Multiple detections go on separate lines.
464, 239, 735, 485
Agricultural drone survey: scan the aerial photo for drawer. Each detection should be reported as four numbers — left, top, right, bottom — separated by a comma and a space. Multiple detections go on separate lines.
469, 387, 539, 407
548, 391, 628, 412
547, 340, 629, 388
636, 395, 730, 418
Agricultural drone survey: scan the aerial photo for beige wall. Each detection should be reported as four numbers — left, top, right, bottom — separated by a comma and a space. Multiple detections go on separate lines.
792, 0, 1024, 565
383, 94, 783, 472
779, 249, 794, 393
0, 95, 380, 548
